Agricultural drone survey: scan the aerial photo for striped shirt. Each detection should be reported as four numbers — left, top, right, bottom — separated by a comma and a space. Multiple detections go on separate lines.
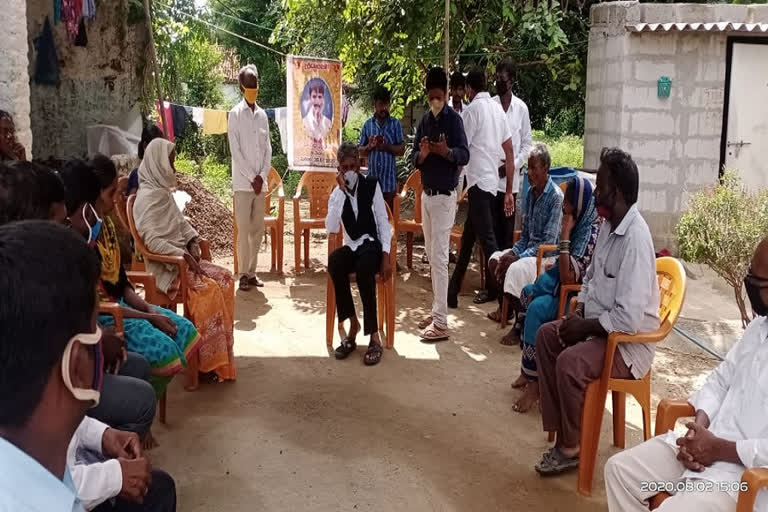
512, 177, 563, 258
359, 116, 404, 193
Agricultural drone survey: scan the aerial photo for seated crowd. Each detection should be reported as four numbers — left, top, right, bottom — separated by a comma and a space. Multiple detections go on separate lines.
2, 61, 767, 512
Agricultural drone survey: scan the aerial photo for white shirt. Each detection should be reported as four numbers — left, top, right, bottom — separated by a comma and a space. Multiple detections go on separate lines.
492, 94, 532, 193
449, 99, 468, 114
302, 111, 332, 142
325, 182, 391, 254
661, 317, 768, 508
578, 206, 660, 379
461, 92, 512, 195
228, 100, 272, 193
68, 417, 122, 511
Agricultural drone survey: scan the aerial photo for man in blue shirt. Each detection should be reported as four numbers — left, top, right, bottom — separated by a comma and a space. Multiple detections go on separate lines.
0, 221, 103, 511
359, 85, 405, 212
411, 67, 470, 341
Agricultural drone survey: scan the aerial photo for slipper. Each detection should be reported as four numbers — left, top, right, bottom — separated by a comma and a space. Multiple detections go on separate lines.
487, 310, 515, 323
248, 276, 264, 287
420, 323, 449, 342
363, 341, 383, 366
473, 290, 495, 304
238, 276, 251, 291
417, 315, 433, 330
534, 447, 579, 476
334, 336, 357, 360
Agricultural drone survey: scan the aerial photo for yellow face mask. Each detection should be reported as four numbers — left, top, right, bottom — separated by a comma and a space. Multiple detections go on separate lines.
242, 87, 259, 104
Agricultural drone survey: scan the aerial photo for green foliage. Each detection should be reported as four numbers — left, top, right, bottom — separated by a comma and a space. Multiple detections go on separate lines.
175, 154, 233, 204
342, 107, 370, 143
676, 171, 768, 327
532, 130, 583, 168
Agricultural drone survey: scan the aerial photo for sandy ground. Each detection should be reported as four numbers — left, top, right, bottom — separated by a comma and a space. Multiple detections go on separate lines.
147, 222, 722, 511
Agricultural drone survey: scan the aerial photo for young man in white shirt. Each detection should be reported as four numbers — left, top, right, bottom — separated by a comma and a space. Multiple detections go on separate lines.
326, 142, 392, 366
474, 60, 533, 305
228, 64, 272, 291
448, 72, 468, 115
447, 69, 515, 309
604, 237, 768, 511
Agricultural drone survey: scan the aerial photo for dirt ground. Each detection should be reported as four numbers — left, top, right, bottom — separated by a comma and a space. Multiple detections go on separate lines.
147, 218, 719, 512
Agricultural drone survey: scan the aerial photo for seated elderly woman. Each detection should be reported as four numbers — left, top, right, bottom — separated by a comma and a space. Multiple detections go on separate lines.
511, 176, 601, 413
133, 138, 237, 383
88, 154, 202, 394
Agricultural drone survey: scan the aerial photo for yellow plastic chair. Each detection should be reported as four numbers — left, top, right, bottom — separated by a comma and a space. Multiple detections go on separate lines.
575, 256, 687, 496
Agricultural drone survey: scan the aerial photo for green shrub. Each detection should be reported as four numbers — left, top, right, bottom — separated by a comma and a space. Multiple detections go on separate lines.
676, 170, 768, 327
343, 107, 370, 143
532, 130, 584, 169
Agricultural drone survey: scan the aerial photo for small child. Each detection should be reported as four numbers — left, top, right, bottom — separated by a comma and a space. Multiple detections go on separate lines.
325, 142, 392, 366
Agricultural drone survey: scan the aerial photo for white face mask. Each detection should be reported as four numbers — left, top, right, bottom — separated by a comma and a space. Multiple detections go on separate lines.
61, 327, 103, 407
344, 170, 359, 191
429, 98, 445, 117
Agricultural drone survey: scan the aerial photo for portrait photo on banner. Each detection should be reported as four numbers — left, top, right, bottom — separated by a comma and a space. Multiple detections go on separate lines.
286, 55, 343, 172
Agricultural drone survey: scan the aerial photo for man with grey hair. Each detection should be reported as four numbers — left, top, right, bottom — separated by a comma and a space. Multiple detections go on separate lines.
488, 142, 563, 346
228, 64, 272, 291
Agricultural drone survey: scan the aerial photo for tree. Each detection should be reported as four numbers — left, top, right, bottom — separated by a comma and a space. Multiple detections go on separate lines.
676, 171, 768, 328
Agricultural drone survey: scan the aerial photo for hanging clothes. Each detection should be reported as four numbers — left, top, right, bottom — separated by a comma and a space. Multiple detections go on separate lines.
170, 104, 188, 141
74, 17, 88, 46
54, 0, 62, 23
202, 109, 228, 135
82, 0, 95, 19
191, 107, 204, 127
34, 17, 60, 86
274, 107, 288, 154
155, 101, 175, 143
61, 0, 79, 40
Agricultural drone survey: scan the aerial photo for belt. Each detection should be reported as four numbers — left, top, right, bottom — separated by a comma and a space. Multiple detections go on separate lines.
424, 188, 453, 197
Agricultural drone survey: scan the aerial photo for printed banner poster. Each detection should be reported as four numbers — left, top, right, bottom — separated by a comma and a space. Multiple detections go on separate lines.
286, 55, 343, 171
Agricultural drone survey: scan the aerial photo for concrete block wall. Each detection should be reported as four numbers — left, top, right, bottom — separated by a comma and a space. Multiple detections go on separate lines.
26, 0, 149, 159
0, 0, 33, 157
583, 1, 768, 250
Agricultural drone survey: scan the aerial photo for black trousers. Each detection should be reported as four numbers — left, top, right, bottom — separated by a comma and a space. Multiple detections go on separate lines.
448, 185, 499, 298
328, 241, 381, 336
93, 469, 176, 512
494, 191, 517, 251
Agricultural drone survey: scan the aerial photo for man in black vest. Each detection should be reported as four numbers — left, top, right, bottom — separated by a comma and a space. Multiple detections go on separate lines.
326, 142, 392, 366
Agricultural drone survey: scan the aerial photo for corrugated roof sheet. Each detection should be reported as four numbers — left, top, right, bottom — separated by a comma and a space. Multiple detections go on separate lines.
627, 22, 768, 33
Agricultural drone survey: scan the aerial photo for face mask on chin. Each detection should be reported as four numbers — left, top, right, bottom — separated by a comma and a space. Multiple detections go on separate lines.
344, 170, 359, 192
429, 99, 444, 118
84, 203, 103, 246
61, 327, 104, 407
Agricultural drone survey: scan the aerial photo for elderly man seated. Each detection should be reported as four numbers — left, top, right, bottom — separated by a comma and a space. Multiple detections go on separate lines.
604, 237, 768, 511
533, 148, 659, 475
488, 142, 563, 346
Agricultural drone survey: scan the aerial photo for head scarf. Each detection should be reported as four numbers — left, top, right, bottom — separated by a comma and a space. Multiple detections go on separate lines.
138, 138, 177, 191
565, 176, 597, 260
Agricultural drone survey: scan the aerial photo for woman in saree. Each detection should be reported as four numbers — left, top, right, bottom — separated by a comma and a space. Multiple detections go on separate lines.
90, 154, 201, 395
511, 176, 601, 413
133, 138, 237, 383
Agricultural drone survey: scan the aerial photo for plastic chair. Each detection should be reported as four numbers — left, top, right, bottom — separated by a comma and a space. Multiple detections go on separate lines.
648, 400, 768, 512
99, 301, 168, 424
293, 171, 338, 273
325, 205, 397, 350
575, 256, 687, 496
499, 242, 556, 329
392, 170, 423, 269
233, 168, 285, 275
126, 194, 209, 391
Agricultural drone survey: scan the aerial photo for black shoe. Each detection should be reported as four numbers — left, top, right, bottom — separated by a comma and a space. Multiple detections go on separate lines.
447, 293, 458, 309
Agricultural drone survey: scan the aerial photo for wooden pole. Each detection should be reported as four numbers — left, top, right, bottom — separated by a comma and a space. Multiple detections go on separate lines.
144, 0, 169, 134
443, 0, 450, 73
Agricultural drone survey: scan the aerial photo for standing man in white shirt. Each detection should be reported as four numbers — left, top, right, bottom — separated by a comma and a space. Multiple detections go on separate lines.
326, 142, 392, 366
474, 60, 533, 305
447, 69, 515, 310
228, 64, 272, 291
604, 237, 768, 511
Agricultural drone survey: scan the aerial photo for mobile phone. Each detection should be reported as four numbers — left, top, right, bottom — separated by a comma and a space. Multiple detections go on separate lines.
429, 132, 443, 143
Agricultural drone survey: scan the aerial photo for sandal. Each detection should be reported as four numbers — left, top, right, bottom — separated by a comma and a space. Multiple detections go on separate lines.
417, 315, 433, 330
363, 341, 383, 366
334, 336, 357, 360
486, 309, 515, 323
473, 290, 495, 304
238, 276, 251, 291
420, 323, 449, 342
248, 276, 264, 287
534, 447, 580, 476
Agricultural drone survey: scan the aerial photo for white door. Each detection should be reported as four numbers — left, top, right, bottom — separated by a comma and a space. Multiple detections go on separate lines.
725, 41, 768, 192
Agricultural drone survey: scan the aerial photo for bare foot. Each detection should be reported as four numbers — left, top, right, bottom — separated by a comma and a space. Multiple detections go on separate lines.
500, 328, 521, 346
511, 374, 527, 389
142, 429, 160, 451
513, 382, 540, 413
